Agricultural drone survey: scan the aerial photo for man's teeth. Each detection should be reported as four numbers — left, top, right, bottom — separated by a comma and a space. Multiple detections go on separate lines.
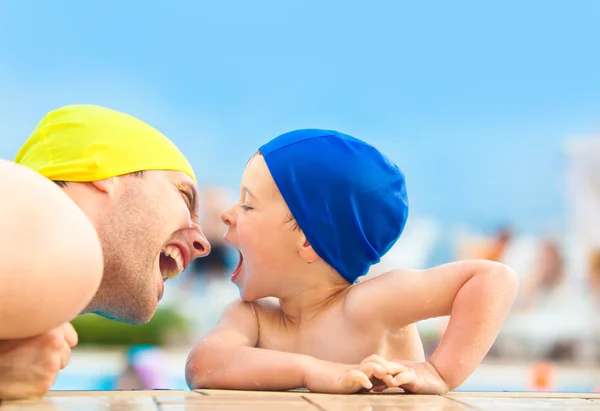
162, 245, 184, 279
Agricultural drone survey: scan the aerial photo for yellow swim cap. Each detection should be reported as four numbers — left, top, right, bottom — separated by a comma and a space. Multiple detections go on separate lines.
14, 104, 196, 183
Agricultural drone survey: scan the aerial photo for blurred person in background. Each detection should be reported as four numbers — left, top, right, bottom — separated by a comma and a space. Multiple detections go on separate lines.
458, 226, 513, 262
515, 238, 565, 311
515, 238, 574, 360
567, 136, 600, 299
188, 185, 235, 286
181, 185, 240, 337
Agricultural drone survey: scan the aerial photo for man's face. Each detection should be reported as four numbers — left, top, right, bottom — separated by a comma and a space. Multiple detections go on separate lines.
90, 170, 211, 324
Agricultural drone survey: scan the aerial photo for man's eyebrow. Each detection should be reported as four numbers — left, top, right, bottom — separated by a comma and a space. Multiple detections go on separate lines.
179, 182, 198, 215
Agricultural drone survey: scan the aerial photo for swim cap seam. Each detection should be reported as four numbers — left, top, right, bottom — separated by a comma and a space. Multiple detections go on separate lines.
260, 133, 338, 155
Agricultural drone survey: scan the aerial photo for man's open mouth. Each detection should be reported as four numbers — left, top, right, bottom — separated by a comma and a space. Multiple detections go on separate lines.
160, 244, 184, 280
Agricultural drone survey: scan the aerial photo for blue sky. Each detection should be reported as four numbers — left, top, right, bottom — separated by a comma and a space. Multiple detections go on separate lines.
1, 0, 599, 233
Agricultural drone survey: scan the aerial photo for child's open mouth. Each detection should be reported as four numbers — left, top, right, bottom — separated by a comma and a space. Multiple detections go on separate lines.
231, 251, 244, 282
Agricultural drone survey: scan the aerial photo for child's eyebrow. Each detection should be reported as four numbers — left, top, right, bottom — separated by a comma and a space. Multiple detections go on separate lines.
243, 186, 258, 201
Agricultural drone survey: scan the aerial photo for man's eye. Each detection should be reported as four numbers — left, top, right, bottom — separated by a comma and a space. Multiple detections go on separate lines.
180, 190, 192, 205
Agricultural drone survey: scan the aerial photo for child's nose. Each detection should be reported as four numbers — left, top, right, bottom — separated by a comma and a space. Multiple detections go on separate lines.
221, 206, 236, 226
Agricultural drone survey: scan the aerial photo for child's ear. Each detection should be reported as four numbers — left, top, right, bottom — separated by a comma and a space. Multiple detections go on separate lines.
90, 177, 121, 196
298, 233, 320, 264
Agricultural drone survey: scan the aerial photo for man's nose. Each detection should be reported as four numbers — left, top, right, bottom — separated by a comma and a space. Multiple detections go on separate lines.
189, 225, 212, 259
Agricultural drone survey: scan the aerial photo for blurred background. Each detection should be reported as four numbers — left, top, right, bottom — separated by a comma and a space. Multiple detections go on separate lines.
1, 0, 600, 394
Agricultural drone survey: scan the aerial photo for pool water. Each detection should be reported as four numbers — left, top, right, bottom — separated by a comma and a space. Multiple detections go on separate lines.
50, 350, 600, 393
51, 368, 599, 393
52, 373, 189, 391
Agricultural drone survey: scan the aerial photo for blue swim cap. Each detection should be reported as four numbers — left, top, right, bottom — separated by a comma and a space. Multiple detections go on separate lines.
259, 129, 408, 283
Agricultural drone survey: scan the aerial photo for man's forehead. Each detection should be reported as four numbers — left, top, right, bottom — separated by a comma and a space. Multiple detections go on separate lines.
165, 170, 196, 185
177, 178, 198, 190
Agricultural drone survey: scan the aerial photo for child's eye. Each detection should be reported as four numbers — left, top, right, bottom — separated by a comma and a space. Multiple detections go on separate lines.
240, 205, 253, 212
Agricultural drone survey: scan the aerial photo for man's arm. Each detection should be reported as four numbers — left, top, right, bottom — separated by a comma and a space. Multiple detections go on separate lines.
185, 299, 391, 393
0, 323, 78, 400
0, 160, 103, 339
346, 259, 519, 392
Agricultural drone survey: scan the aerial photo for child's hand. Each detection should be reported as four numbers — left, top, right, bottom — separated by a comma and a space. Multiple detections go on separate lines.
370, 360, 449, 395
303, 355, 402, 394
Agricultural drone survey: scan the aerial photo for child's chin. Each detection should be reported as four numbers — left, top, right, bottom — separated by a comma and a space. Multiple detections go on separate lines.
238, 287, 264, 303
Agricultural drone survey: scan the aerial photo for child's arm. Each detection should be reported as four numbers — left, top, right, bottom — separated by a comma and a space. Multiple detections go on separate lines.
347, 259, 519, 393
185, 299, 397, 393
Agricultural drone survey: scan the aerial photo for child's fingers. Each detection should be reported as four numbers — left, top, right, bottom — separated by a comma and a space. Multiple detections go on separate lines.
371, 367, 397, 381
359, 360, 409, 382
358, 361, 386, 379
343, 370, 373, 392
360, 354, 388, 368
359, 361, 403, 382
371, 384, 388, 392
360, 355, 410, 378
390, 369, 417, 387
380, 374, 397, 388
383, 362, 409, 375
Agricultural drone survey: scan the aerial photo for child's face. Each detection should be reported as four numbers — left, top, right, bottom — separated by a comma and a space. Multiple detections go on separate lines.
222, 153, 303, 301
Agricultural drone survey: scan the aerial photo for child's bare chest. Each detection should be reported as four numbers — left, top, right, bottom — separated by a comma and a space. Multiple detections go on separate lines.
255, 307, 425, 364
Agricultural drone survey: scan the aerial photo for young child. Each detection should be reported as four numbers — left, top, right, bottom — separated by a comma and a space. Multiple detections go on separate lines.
185, 129, 519, 395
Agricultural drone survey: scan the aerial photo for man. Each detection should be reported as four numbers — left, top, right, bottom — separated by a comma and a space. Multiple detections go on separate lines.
0, 104, 211, 400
